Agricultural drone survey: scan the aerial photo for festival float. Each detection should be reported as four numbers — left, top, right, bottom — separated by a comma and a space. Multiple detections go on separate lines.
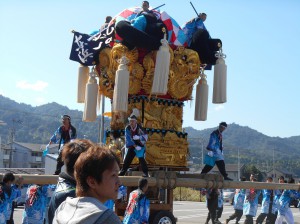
69, 3, 227, 223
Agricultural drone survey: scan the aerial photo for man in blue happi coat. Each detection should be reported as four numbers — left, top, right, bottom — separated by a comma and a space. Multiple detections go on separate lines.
201, 122, 232, 180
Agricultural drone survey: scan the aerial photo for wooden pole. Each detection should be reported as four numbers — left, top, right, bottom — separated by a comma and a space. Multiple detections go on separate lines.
1, 173, 299, 191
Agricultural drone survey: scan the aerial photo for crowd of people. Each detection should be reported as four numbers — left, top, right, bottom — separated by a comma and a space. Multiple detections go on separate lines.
201, 175, 300, 224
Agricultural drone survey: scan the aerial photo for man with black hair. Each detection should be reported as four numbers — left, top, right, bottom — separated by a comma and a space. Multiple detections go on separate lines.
49, 114, 77, 175
123, 178, 150, 224
0, 172, 23, 224
256, 176, 277, 224
100, 16, 112, 32
204, 188, 220, 224
119, 109, 149, 177
182, 12, 221, 66
275, 178, 300, 224
116, 1, 166, 51
201, 122, 232, 180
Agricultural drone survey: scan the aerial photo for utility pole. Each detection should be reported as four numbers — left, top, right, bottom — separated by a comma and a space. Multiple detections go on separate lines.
99, 95, 105, 144
9, 119, 22, 168
273, 148, 275, 178
238, 148, 240, 181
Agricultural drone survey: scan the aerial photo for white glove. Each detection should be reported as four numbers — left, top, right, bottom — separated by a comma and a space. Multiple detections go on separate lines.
133, 135, 140, 140
207, 151, 213, 157
135, 146, 142, 151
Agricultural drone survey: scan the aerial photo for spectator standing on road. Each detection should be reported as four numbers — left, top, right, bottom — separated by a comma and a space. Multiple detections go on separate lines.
49, 114, 77, 175
123, 178, 150, 224
52, 145, 122, 224
201, 122, 232, 180
48, 139, 93, 224
226, 177, 246, 224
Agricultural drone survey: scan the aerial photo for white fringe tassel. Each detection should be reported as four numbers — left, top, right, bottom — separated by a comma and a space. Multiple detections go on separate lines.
151, 33, 170, 95
77, 65, 89, 103
83, 68, 99, 122
112, 56, 130, 112
194, 74, 209, 121
213, 49, 227, 104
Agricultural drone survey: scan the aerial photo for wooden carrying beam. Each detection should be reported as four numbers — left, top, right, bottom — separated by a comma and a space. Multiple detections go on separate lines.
0, 173, 299, 191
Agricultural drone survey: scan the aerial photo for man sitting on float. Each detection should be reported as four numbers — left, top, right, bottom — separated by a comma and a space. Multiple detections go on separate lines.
115, 1, 167, 51
182, 12, 222, 66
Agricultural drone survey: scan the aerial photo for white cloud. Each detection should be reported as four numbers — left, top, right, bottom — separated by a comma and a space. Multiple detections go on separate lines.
214, 105, 225, 111
16, 80, 48, 91
0, 89, 3, 95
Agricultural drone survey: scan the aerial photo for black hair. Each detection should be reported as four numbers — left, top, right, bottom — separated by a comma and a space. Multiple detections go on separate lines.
288, 177, 295, 184
219, 122, 227, 127
138, 178, 148, 190
143, 1, 149, 6
105, 16, 112, 23
240, 176, 246, 181
2, 172, 15, 183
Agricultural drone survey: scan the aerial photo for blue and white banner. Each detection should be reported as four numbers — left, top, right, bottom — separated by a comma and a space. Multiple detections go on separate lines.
69, 25, 115, 66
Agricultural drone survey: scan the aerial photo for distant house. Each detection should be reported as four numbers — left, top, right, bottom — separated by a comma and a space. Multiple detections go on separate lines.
266, 168, 297, 181
210, 164, 246, 181
0, 142, 58, 168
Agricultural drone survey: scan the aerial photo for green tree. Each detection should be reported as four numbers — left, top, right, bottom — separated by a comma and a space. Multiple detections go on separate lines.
241, 164, 263, 181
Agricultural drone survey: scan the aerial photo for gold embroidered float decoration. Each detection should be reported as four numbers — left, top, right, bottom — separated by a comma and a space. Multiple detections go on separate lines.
96, 42, 201, 167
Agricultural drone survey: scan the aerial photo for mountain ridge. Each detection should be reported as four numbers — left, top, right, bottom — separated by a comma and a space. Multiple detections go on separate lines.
1, 95, 300, 175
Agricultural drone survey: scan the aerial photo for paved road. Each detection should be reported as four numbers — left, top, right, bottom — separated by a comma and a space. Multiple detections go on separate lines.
174, 201, 300, 224
12, 201, 300, 223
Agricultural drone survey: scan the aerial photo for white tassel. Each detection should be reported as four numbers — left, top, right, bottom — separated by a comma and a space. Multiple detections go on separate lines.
77, 65, 89, 103
83, 67, 99, 122
151, 29, 170, 95
112, 56, 130, 112
194, 70, 209, 121
213, 48, 227, 104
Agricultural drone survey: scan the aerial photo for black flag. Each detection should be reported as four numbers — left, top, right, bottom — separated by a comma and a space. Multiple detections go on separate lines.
69, 25, 115, 66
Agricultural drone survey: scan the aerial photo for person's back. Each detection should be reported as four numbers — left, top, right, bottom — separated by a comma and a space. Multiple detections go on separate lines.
123, 178, 149, 224
22, 185, 49, 224
53, 197, 119, 224
48, 172, 76, 224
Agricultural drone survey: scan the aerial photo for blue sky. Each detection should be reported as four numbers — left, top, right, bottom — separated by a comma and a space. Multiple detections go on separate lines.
1, 0, 300, 138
